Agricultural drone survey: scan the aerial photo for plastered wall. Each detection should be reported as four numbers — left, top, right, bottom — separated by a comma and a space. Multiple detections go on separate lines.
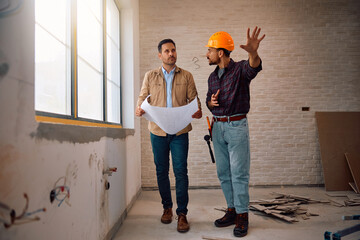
139, 0, 360, 187
0, 0, 141, 239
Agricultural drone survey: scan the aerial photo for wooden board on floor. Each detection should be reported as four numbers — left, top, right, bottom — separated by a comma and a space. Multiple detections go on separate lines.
345, 152, 360, 193
315, 112, 360, 191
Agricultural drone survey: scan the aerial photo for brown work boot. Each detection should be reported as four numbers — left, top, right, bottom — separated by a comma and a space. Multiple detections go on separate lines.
214, 208, 236, 227
177, 213, 190, 233
233, 212, 248, 237
161, 208, 173, 224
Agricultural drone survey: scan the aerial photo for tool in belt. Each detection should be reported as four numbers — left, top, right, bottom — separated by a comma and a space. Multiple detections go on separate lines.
204, 116, 215, 163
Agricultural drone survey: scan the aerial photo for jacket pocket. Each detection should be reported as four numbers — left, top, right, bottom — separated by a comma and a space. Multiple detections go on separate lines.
173, 83, 188, 105
148, 82, 165, 105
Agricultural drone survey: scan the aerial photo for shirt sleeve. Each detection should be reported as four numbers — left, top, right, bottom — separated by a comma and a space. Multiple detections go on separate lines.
136, 72, 150, 107
244, 59, 262, 82
187, 73, 202, 110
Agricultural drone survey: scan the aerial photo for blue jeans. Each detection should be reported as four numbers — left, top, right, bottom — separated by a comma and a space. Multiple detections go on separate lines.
150, 132, 189, 215
212, 116, 250, 214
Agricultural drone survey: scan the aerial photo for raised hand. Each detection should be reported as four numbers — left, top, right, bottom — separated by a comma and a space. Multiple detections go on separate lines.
240, 26, 265, 54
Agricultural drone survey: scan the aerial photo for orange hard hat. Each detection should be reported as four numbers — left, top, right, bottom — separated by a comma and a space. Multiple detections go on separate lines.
205, 31, 234, 51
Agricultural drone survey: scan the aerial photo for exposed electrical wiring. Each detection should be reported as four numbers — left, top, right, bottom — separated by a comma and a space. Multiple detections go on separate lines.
50, 186, 70, 207
0, 201, 13, 225
0, 193, 46, 229
51, 176, 71, 207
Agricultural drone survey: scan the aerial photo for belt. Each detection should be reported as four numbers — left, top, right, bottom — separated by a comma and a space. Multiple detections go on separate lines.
213, 115, 247, 122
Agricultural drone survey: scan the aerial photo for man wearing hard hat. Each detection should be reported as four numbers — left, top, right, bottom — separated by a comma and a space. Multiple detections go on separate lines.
205, 27, 265, 237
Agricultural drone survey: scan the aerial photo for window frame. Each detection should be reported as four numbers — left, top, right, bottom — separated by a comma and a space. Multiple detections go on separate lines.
34, 0, 122, 129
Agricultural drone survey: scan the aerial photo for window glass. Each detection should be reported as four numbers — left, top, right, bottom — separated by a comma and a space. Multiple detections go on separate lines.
107, 81, 120, 123
35, 0, 71, 115
77, 0, 103, 120
106, 0, 120, 123
77, 59, 103, 120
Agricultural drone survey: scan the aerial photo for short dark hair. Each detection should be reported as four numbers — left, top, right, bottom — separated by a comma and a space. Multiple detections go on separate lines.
158, 39, 176, 53
217, 48, 231, 57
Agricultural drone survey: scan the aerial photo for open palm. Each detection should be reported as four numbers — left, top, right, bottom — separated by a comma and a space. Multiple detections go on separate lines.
240, 26, 265, 54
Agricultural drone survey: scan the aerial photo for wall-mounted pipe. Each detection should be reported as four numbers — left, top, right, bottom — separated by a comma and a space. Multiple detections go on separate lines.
103, 167, 117, 176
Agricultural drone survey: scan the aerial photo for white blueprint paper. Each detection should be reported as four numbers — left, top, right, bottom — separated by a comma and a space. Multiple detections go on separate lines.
141, 95, 198, 134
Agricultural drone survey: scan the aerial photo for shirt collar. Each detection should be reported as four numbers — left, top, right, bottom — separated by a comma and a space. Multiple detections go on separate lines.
214, 58, 235, 75
162, 66, 176, 75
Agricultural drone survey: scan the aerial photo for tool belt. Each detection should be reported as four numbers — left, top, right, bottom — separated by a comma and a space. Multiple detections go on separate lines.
213, 114, 247, 123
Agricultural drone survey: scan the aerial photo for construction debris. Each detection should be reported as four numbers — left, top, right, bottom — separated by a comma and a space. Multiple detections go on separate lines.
218, 191, 360, 224
328, 198, 346, 207
325, 192, 360, 207
202, 236, 233, 240
344, 198, 360, 206
249, 192, 325, 223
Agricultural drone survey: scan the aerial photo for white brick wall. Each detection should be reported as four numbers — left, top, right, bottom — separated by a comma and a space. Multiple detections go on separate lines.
138, 0, 360, 187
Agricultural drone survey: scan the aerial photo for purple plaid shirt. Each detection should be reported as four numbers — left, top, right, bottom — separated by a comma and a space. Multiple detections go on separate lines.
206, 59, 262, 116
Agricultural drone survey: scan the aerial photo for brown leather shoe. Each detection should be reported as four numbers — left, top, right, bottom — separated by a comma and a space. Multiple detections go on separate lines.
177, 213, 190, 233
161, 208, 173, 224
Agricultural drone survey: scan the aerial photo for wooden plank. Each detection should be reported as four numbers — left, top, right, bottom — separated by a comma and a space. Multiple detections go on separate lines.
345, 201, 360, 206
272, 192, 312, 201
349, 182, 359, 194
202, 236, 233, 240
329, 198, 345, 207
315, 112, 360, 191
269, 212, 299, 223
275, 205, 299, 212
345, 152, 360, 193
250, 198, 291, 205
271, 192, 323, 203
326, 192, 349, 197
302, 215, 310, 220
214, 207, 226, 213
306, 211, 319, 216
250, 204, 268, 212
347, 195, 360, 201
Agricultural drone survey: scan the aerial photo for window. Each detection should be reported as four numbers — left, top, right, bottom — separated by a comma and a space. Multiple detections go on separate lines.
35, 0, 71, 115
35, 0, 121, 125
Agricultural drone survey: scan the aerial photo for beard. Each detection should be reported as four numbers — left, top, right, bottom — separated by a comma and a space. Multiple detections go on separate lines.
208, 57, 220, 66
165, 57, 176, 65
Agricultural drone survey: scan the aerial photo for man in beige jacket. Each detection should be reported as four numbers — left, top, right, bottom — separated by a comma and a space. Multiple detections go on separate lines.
136, 39, 202, 233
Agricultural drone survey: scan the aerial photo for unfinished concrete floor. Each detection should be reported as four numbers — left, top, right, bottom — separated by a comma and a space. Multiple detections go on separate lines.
112, 187, 360, 240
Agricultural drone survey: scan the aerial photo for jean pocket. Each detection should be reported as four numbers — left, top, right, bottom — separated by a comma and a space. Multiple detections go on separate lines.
229, 119, 247, 128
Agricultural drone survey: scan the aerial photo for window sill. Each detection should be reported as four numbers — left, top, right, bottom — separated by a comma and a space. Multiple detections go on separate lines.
35, 115, 123, 129
32, 115, 135, 143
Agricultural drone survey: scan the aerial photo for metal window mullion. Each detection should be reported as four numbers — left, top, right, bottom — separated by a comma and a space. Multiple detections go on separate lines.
117, 4, 122, 125
71, 0, 78, 119
103, 0, 107, 122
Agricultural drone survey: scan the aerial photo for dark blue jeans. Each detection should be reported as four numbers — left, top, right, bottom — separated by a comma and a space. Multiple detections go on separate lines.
150, 132, 189, 215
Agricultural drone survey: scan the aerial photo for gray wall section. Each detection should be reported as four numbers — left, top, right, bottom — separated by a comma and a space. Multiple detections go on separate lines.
31, 123, 135, 143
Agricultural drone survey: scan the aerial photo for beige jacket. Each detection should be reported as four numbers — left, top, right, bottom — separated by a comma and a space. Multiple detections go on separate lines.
137, 66, 201, 136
